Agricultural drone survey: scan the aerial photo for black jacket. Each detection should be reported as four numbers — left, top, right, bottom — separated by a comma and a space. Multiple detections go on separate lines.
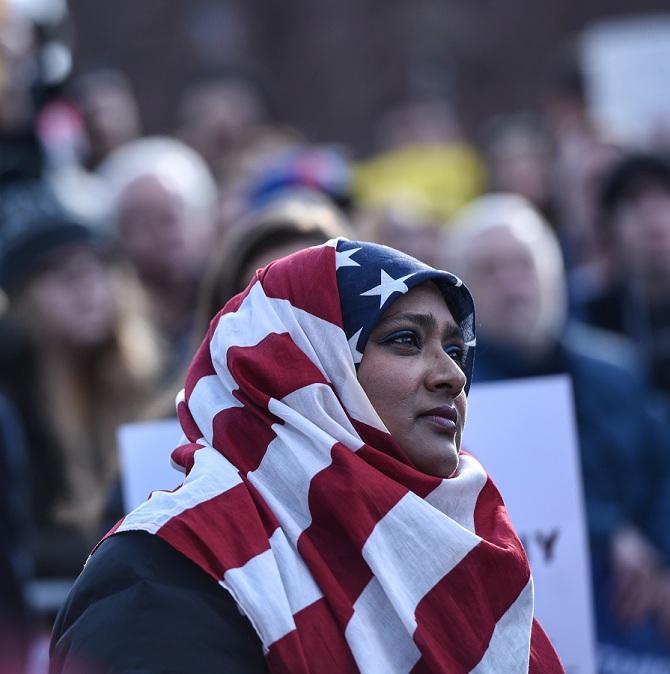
50, 531, 269, 674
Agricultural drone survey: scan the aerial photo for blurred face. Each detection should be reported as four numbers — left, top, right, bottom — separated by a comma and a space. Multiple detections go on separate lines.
461, 226, 544, 348
116, 175, 216, 283
613, 186, 670, 286
488, 137, 551, 207
357, 282, 467, 478
81, 81, 140, 159
19, 247, 115, 348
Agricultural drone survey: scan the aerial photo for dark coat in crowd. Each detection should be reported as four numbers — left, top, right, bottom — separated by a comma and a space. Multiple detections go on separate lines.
583, 282, 670, 398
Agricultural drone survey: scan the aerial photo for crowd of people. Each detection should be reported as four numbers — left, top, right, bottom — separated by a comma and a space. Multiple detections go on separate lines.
1, 2, 670, 673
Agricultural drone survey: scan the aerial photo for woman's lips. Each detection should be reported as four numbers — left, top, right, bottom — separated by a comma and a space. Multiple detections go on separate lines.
417, 406, 458, 434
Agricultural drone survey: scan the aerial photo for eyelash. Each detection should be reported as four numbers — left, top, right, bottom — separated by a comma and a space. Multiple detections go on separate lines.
382, 330, 465, 364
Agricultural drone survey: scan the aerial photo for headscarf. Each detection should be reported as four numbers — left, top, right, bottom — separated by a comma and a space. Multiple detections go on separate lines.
106, 239, 563, 673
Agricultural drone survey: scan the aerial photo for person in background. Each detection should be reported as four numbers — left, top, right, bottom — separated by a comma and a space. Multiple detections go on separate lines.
99, 137, 220, 379
443, 193, 670, 667
144, 189, 351, 421
72, 68, 142, 171
197, 190, 351, 325
480, 112, 554, 219
583, 153, 670, 398
240, 144, 354, 216
0, 0, 44, 184
177, 75, 267, 184
355, 201, 446, 269
354, 97, 484, 224
0, 201, 162, 587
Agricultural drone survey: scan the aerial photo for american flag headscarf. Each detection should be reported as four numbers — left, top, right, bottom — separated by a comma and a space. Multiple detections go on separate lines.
108, 239, 564, 673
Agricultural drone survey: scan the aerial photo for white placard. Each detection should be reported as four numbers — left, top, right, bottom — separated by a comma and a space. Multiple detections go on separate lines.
466, 375, 596, 674
117, 418, 183, 512
581, 15, 670, 146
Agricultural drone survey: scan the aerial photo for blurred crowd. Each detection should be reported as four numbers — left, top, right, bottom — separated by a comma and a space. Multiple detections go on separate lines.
1, 2, 670, 673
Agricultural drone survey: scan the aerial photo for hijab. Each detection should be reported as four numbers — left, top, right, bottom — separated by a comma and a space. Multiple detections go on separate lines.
106, 239, 563, 673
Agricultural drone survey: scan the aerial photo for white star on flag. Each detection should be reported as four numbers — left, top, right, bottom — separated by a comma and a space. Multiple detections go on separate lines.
336, 247, 361, 270
361, 269, 415, 308
348, 328, 363, 364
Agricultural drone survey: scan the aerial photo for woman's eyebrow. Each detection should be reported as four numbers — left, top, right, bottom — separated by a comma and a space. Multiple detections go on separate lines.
379, 312, 464, 340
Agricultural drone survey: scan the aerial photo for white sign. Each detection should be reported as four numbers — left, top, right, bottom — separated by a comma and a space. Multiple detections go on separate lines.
117, 418, 183, 512
466, 375, 596, 674
581, 15, 670, 146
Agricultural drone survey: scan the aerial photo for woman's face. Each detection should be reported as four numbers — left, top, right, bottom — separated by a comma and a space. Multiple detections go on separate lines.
357, 282, 467, 478
19, 246, 116, 348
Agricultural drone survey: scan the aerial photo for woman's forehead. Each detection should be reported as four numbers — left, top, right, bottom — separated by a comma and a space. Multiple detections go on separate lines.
376, 282, 457, 326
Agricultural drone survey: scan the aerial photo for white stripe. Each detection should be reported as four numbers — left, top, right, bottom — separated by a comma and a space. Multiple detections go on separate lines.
204, 281, 385, 431
221, 548, 296, 650
246, 383, 364, 542
119, 445, 241, 532
275, 383, 363, 453
248, 408, 339, 539
470, 579, 534, 673
188, 374, 241, 444
425, 453, 488, 533
268, 528, 323, 614
346, 577, 421, 674
361, 492, 481, 634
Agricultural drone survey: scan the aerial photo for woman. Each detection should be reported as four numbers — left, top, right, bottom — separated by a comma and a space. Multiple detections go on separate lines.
0, 208, 162, 581
50, 239, 564, 673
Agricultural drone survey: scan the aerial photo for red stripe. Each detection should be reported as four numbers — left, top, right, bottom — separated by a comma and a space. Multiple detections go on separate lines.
265, 630, 309, 674
211, 403, 280, 474
185, 281, 256, 400
529, 619, 565, 673
227, 332, 329, 406
267, 599, 359, 674
170, 441, 201, 474
157, 483, 271, 578
260, 245, 342, 327
474, 477, 526, 558
410, 539, 531, 673
243, 474, 282, 537
212, 332, 330, 472
298, 443, 408, 625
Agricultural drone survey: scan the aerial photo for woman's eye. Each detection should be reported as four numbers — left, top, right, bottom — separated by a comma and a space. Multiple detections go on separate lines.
386, 331, 420, 348
445, 344, 464, 364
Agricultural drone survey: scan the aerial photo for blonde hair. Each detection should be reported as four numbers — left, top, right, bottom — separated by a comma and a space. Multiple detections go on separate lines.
10, 259, 163, 532
99, 136, 218, 225
446, 193, 568, 343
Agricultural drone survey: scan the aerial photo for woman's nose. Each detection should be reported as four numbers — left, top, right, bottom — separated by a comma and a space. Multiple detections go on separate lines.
425, 348, 467, 395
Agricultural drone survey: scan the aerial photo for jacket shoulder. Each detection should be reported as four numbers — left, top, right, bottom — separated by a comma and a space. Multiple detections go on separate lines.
50, 530, 268, 674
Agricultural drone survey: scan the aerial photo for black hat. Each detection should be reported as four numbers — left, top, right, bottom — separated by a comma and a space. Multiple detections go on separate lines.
600, 153, 670, 218
0, 182, 99, 295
